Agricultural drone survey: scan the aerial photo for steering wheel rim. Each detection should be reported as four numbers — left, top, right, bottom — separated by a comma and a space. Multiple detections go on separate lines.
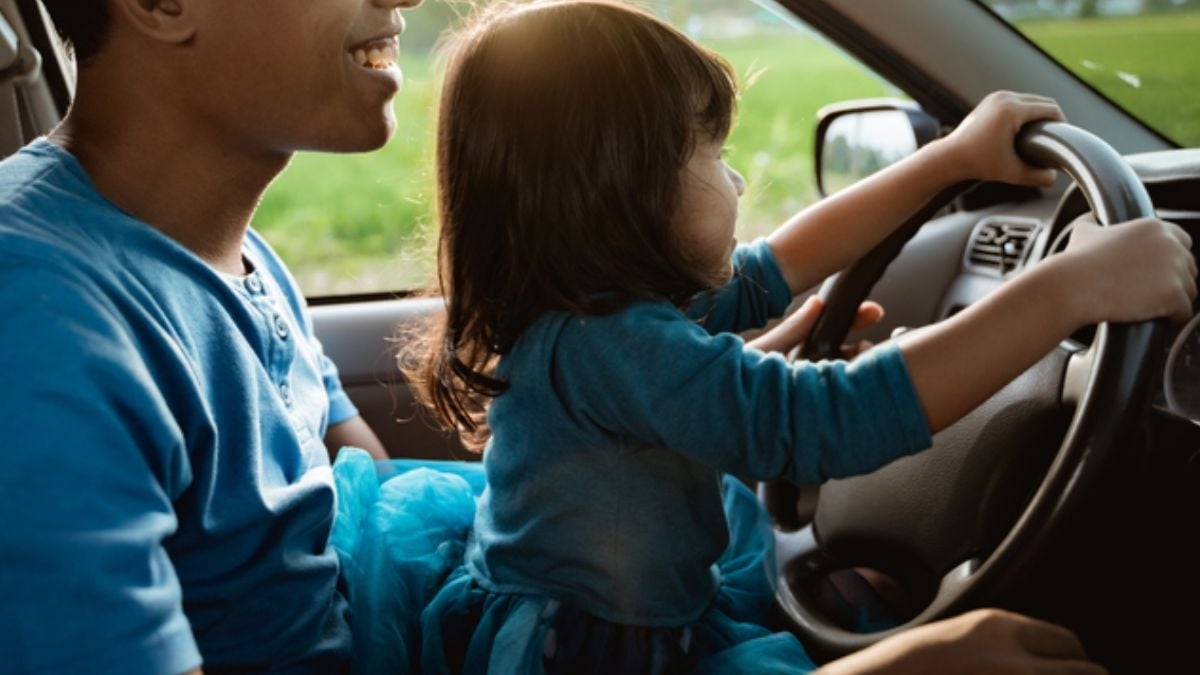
767, 121, 1167, 656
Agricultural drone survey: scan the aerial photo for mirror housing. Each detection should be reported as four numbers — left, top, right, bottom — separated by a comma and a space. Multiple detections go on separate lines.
815, 99, 940, 197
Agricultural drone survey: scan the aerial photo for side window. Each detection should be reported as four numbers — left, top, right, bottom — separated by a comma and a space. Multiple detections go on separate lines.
257, 0, 902, 298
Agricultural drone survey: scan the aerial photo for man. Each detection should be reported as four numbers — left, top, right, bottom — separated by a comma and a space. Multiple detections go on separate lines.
0, 1, 411, 672
0, 1, 1106, 673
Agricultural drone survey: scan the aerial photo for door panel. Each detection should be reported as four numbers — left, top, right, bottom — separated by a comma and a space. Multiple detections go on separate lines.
312, 297, 470, 460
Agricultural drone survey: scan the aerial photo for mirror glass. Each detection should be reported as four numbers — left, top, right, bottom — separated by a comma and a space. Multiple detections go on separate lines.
821, 110, 918, 195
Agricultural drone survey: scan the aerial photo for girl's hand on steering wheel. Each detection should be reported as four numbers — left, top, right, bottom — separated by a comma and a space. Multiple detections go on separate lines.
943, 90, 1065, 188
1059, 214, 1197, 327
746, 296, 883, 360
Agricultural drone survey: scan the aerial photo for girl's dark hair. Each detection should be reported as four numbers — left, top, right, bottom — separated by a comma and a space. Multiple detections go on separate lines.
41, 1, 111, 64
405, 0, 738, 449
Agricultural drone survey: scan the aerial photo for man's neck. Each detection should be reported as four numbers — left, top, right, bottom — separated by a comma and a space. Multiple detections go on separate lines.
50, 79, 291, 276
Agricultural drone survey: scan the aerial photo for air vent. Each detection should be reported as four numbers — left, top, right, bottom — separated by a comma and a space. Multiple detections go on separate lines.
965, 218, 1041, 277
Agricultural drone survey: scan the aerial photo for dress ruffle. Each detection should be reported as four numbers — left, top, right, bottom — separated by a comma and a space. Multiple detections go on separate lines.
331, 448, 816, 674
331, 449, 485, 674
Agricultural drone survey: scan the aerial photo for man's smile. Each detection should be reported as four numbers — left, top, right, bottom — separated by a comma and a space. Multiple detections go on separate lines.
350, 37, 399, 70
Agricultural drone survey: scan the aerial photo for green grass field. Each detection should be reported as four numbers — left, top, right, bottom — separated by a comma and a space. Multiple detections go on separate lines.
1018, 11, 1200, 148
255, 13, 1198, 296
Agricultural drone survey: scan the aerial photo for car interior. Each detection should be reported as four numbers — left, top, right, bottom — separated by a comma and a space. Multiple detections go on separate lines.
3, 0, 1197, 671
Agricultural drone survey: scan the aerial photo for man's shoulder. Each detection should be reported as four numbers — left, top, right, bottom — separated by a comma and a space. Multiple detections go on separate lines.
0, 139, 78, 207
0, 139, 58, 187
0, 143, 167, 309
0, 210, 114, 322
0, 255, 129, 356
0, 141, 106, 259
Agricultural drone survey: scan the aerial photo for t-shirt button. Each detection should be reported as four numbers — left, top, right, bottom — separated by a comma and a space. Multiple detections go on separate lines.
274, 316, 290, 340
245, 275, 263, 293
279, 383, 294, 406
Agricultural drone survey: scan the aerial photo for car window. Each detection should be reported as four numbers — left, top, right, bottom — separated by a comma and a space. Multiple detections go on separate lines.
979, 0, 1200, 149
257, 0, 903, 298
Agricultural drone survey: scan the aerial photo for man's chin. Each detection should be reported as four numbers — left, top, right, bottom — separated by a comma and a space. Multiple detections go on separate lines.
308, 121, 396, 154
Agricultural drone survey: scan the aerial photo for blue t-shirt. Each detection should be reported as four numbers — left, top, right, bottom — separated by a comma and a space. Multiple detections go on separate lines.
0, 140, 356, 673
467, 241, 933, 625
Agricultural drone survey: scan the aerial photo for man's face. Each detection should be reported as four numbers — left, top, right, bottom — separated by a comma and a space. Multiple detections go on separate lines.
183, 0, 420, 155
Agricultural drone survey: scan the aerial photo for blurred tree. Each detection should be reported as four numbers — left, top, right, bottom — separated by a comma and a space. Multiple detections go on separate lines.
1140, 0, 1194, 10
402, 0, 477, 54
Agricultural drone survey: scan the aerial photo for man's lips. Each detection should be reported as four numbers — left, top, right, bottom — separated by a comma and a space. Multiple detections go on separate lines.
349, 36, 399, 70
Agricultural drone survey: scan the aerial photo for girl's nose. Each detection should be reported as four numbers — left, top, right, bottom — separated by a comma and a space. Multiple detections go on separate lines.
729, 166, 746, 197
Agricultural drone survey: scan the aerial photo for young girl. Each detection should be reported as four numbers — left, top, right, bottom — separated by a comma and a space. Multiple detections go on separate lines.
350, 1, 1195, 672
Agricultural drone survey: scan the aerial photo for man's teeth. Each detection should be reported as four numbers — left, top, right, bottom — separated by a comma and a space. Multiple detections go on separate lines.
352, 44, 398, 70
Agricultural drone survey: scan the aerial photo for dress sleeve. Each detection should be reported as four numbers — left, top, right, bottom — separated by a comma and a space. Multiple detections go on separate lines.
686, 238, 793, 335
0, 267, 202, 675
550, 303, 932, 483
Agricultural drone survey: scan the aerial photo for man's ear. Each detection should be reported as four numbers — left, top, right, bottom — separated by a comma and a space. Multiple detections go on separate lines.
109, 0, 196, 45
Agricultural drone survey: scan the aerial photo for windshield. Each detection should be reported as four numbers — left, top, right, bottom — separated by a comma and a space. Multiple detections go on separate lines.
980, 0, 1200, 147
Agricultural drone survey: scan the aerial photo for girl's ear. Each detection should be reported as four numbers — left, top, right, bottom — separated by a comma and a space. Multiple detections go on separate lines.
110, 0, 196, 45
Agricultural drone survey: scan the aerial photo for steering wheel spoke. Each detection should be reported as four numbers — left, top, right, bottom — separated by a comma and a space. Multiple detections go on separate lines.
774, 524, 820, 572
928, 557, 983, 614
1061, 341, 1095, 406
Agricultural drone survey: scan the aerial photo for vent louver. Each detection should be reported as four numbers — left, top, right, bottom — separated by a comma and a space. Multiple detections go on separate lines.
965, 219, 1040, 277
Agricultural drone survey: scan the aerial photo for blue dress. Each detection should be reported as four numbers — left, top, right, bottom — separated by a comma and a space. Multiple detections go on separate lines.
331, 449, 814, 674
332, 241, 931, 674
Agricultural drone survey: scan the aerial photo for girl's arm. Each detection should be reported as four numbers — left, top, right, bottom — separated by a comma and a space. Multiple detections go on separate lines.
767, 91, 1062, 294
899, 217, 1196, 432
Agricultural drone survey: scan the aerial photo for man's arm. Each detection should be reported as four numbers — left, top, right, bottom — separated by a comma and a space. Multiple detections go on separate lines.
0, 266, 203, 674
816, 609, 1105, 674
325, 414, 390, 460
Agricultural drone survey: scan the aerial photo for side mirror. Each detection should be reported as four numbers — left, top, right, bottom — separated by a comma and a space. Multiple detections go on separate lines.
815, 99, 940, 197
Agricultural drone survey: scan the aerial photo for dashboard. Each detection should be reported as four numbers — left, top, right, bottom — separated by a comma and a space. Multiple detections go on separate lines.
943, 148, 1200, 427
1126, 151, 1200, 426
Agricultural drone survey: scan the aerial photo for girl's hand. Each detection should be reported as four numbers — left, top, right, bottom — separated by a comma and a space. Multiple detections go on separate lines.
1055, 216, 1197, 327
942, 90, 1065, 187
746, 296, 882, 360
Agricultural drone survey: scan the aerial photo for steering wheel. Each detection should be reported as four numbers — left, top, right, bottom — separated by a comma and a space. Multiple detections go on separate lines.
764, 121, 1165, 656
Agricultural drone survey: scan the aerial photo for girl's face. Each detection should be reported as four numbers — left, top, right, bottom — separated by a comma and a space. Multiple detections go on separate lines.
673, 138, 746, 286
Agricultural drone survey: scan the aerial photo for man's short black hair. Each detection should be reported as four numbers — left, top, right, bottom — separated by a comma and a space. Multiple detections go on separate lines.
40, 1, 111, 64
